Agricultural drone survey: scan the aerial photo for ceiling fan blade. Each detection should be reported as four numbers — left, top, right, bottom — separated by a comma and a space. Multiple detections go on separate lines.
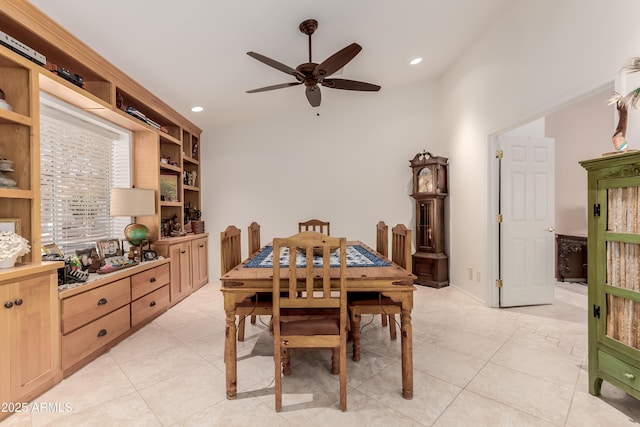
314, 43, 362, 78
246, 82, 302, 93
306, 86, 321, 107
247, 52, 304, 79
321, 78, 381, 91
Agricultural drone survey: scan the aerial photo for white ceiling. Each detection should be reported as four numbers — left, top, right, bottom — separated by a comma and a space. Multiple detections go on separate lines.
29, 0, 512, 131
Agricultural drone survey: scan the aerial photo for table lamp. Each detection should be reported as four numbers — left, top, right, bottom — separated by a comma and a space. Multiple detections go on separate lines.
110, 188, 156, 256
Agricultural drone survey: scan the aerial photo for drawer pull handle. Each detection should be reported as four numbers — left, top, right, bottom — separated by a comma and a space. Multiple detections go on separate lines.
97, 298, 108, 306
97, 329, 107, 337
14, 299, 23, 306
150, 301, 156, 307
150, 277, 156, 283
199, 244, 204, 248
180, 250, 186, 254
624, 373, 635, 380
4, 301, 13, 309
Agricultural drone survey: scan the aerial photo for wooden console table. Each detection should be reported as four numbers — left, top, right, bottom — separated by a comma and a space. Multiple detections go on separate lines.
555, 234, 587, 283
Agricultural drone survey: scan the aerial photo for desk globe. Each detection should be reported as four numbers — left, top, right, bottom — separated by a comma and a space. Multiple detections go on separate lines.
124, 223, 150, 246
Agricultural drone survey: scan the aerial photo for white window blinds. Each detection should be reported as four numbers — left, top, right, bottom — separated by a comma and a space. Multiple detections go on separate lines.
40, 96, 132, 255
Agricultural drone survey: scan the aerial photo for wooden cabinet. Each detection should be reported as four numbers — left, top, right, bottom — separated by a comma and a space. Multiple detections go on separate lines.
0, 265, 61, 421
153, 234, 209, 304
0, 3, 204, 268
555, 234, 587, 282
0, 43, 39, 263
59, 259, 170, 375
580, 152, 640, 401
409, 151, 449, 288
191, 236, 209, 289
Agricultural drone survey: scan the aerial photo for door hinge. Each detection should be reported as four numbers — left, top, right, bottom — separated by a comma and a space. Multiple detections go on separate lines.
593, 305, 600, 318
496, 214, 503, 223
593, 204, 601, 217
496, 150, 504, 159
496, 279, 503, 288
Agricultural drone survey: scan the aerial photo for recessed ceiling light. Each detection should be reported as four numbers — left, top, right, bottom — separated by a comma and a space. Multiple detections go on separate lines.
410, 57, 422, 65
191, 106, 204, 112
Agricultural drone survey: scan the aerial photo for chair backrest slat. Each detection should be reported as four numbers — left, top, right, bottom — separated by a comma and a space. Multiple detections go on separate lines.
220, 225, 242, 275
391, 224, 412, 273
376, 221, 389, 258
298, 219, 330, 235
273, 231, 346, 309
248, 221, 261, 255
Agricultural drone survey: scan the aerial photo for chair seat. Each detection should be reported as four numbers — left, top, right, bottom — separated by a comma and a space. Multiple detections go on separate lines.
281, 314, 340, 335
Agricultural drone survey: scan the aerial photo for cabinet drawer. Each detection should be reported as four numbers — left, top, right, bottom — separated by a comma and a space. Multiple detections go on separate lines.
599, 350, 640, 392
62, 305, 130, 370
131, 285, 170, 327
131, 263, 170, 300
61, 278, 131, 334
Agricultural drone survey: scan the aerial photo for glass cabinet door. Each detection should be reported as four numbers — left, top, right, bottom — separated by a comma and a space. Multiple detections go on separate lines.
418, 200, 434, 251
605, 186, 640, 351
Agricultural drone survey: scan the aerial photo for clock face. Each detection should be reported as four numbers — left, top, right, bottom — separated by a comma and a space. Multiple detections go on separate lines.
418, 168, 433, 193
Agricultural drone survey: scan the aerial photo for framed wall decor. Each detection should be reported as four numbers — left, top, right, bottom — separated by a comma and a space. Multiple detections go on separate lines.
160, 174, 178, 202
0, 218, 21, 234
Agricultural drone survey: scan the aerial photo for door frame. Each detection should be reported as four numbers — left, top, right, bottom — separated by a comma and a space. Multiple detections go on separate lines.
487, 134, 501, 308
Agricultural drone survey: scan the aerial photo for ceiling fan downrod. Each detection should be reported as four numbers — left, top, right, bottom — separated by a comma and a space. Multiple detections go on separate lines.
299, 19, 318, 63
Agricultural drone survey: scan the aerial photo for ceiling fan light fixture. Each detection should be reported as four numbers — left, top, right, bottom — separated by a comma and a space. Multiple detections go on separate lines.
246, 19, 381, 108
410, 57, 423, 65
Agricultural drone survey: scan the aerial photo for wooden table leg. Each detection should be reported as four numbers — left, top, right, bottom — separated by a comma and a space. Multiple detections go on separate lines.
225, 305, 238, 399
400, 306, 413, 399
351, 311, 362, 361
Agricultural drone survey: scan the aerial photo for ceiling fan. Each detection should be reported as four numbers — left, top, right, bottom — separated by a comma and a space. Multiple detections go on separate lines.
246, 19, 381, 108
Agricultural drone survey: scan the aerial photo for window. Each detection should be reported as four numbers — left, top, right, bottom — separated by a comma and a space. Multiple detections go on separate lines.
40, 94, 132, 255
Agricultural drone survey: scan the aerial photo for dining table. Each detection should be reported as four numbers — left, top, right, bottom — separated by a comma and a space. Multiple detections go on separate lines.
220, 240, 417, 400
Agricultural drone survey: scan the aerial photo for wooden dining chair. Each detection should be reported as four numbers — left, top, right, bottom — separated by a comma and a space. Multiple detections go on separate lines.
272, 231, 348, 412
349, 223, 411, 361
248, 221, 261, 255
220, 224, 271, 341
242, 221, 270, 336
220, 225, 242, 276
298, 219, 330, 235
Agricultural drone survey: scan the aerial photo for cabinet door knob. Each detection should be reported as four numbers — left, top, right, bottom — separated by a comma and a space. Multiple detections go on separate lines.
14, 299, 23, 306
150, 300, 156, 307
180, 250, 186, 254
97, 298, 108, 306
97, 329, 107, 337
150, 277, 156, 283
624, 373, 635, 380
4, 301, 13, 309
199, 244, 204, 248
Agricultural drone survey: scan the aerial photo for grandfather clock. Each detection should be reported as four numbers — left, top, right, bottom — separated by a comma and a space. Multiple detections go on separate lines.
410, 151, 449, 288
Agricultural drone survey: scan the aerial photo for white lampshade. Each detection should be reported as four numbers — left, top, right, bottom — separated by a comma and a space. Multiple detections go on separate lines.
110, 188, 156, 217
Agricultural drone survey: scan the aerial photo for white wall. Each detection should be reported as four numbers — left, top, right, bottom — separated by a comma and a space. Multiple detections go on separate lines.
441, 0, 640, 302
547, 85, 613, 237
202, 80, 441, 277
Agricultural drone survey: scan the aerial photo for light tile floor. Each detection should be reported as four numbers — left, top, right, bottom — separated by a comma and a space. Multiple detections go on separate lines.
2, 282, 639, 426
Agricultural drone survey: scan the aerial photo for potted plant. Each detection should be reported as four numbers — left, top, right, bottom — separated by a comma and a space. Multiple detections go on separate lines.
0, 231, 30, 268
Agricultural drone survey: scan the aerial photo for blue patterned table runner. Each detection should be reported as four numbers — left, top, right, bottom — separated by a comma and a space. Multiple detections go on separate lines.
245, 244, 391, 268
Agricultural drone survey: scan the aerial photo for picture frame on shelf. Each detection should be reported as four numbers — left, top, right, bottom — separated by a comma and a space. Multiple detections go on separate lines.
96, 239, 122, 259
160, 174, 178, 202
0, 218, 21, 234
42, 243, 63, 256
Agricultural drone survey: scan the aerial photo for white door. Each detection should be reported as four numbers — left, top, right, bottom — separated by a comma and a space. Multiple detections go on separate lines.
499, 135, 556, 307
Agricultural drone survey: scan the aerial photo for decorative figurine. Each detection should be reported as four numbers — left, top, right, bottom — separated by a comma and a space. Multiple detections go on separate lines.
608, 57, 640, 153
